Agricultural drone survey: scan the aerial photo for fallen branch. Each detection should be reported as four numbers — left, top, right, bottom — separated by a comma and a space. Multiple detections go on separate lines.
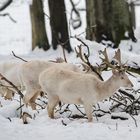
130, 115, 138, 127
16, 104, 24, 111
111, 115, 128, 120
74, 105, 86, 116
127, 66, 140, 75
70, 114, 87, 119
0, 73, 24, 98
118, 89, 135, 100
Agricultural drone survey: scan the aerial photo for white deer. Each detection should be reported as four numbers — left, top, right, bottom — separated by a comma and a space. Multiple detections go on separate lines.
0, 61, 22, 99
19, 59, 98, 110
39, 49, 133, 122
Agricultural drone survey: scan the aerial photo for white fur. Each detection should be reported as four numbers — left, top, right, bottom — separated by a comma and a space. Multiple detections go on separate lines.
19, 60, 100, 109
0, 61, 22, 99
18, 60, 84, 109
39, 67, 133, 122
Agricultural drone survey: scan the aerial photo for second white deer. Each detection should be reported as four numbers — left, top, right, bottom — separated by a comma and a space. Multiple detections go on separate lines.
39, 49, 133, 122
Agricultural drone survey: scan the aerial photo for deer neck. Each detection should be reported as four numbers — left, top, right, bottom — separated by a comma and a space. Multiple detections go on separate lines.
98, 75, 120, 100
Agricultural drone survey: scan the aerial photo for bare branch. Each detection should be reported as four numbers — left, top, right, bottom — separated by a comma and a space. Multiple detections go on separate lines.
61, 120, 67, 126
0, 13, 17, 23
0, 0, 13, 11
0, 73, 24, 98
12, 51, 28, 62
130, 115, 138, 127
74, 37, 103, 81
70, 0, 82, 29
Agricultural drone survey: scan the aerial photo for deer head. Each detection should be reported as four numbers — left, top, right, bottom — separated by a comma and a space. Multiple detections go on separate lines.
100, 48, 126, 72
100, 48, 133, 88
111, 69, 133, 88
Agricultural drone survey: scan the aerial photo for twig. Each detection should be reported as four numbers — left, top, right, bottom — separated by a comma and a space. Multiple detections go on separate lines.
16, 104, 24, 111
0, 83, 21, 89
0, 73, 24, 98
126, 71, 136, 78
94, 113, 99, 121
61, 120, 67, 126
130, 115, 138, 127
7, 117, 12, 122
70, 0, 81, 29
110, 97, 127, 107
36, 98, 48, 105
0, 0, 13, 11
60, 46, 67, 63
35, 102, 45, 109
12, 51, 28, 62
74, 105, 86, 116
75, 36, 90, 53
93, 108, 111, 115
70, 114, 87, 119
111, 115, 128, 120
0, 13, 17, 23
118, 89, 135, 100
19, 96, 22, 116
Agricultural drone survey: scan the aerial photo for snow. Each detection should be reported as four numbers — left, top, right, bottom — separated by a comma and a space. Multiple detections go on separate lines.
0, 103, 140, 140
0, 3, 31, 55
0, 1, 140, 140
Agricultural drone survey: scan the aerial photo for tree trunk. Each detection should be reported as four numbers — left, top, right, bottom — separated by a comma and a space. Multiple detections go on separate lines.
86, 0, 136, 48
86, 0, 96, 40
48, 0, 72, 53
30, 0, 50, 51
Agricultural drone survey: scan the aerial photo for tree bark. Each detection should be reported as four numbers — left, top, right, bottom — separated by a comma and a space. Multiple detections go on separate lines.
48, 0, 72, 53
86, 0, 136, 48
30, 0, 50, 51
86, 0, 96, 40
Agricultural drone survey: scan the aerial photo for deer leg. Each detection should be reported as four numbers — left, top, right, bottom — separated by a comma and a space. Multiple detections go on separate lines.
84, 103, 93, 122
23, 90, 36, 108
5, 90, 14, 100
47, 95, 59, 119
29, 91, 40, 110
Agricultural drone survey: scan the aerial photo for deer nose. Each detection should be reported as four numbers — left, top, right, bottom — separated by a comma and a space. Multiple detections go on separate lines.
129, 82, 134, 88
131, 83, 134, 87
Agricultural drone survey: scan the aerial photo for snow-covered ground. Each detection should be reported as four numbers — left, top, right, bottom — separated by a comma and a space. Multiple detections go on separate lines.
0, 1, 140, 140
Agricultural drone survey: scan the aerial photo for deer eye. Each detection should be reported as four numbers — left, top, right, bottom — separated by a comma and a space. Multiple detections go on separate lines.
121, 77, 124, 80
